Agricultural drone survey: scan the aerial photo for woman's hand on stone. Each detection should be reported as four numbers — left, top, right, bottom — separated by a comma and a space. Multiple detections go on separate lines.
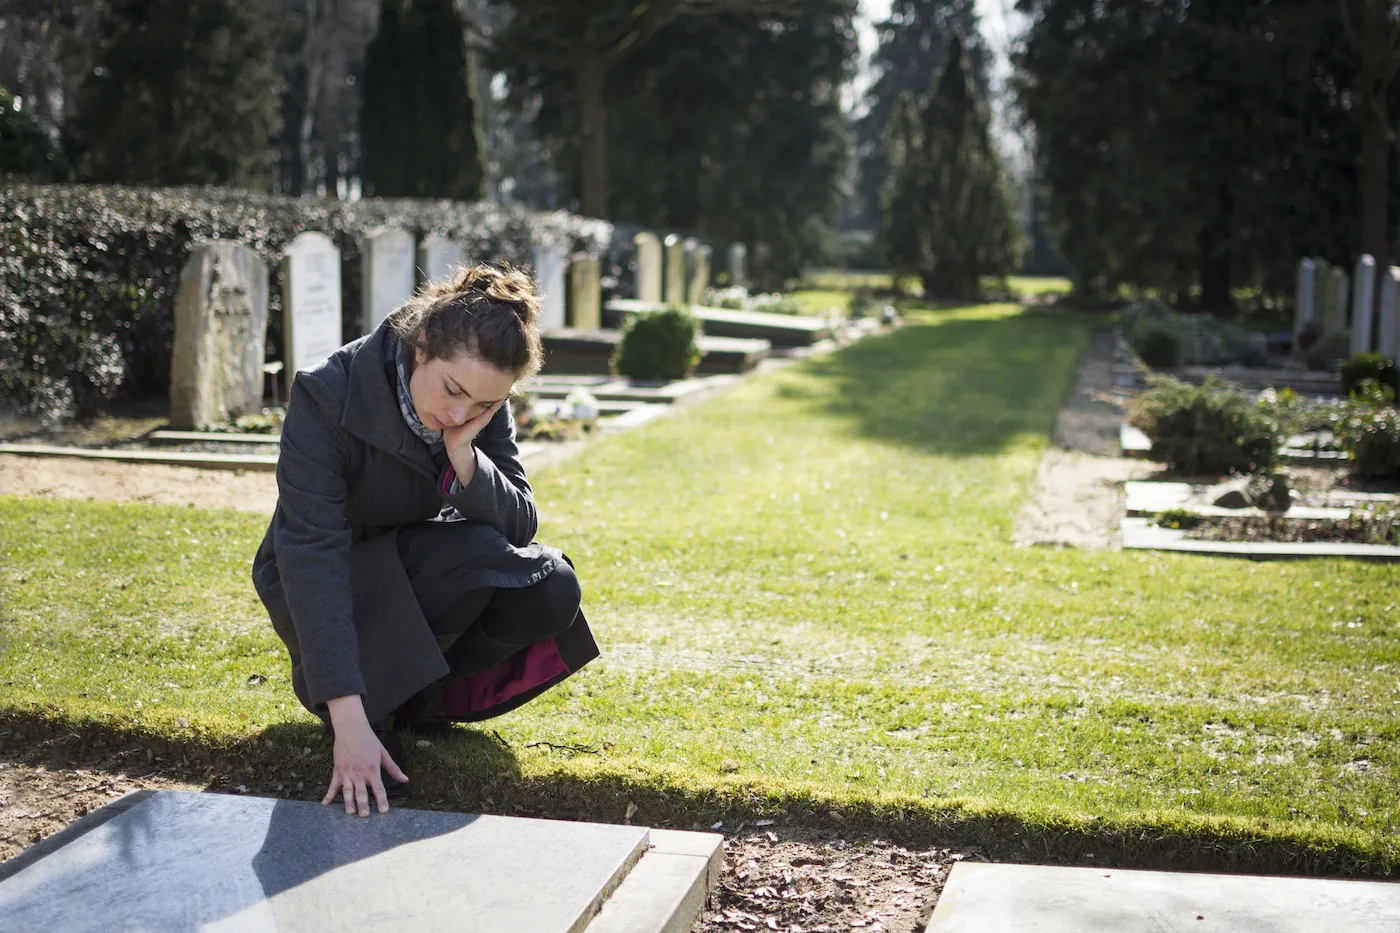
443, 399, 505, 485
322, 696, 408, 816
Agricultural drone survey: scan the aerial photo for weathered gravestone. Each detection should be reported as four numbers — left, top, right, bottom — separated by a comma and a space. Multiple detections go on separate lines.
533, 243, 568, 330
1379, 266, 1400, 361
281, 232, 343, 397
169, 240, 268, 430
361, 226, 416, 334
663, 235, 687, 307
633, 232, 663, 303
728, 242, 748, 289
418, 235, 465, 285
568, 253, 602, 330
1352, 254, 1377, 355
687, 245, 712, 307
1294, 257, 1316, 342
1325, 266, 1349, 337
0, 791, 722, 933
1312, 258, 1332, 334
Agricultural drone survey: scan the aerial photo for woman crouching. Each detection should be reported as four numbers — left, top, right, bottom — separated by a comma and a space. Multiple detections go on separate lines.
251, 263, 597, 817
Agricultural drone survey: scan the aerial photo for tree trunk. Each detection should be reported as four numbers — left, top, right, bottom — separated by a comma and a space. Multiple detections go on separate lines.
575, 43, 608, 218
1198, 186, 1234, 315
1359, 80, 1388, 329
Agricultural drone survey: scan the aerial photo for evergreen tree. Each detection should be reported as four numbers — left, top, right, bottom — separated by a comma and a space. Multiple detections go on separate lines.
853, 0, 988, 233
882, 34, 1021, 300
879, 91, 923, 290
0, 84, 67, 180
360, 0, 484, 199
69, 0, 281, 188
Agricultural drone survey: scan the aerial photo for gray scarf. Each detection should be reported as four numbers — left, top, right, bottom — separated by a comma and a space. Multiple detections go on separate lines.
393, 340, 444, 452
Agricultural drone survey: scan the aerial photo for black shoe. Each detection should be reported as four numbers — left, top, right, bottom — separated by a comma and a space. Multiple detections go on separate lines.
374, 726, 408, 798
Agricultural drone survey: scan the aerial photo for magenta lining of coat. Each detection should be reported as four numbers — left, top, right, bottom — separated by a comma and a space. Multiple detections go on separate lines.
441, 638, 569, 716
440, 465, 456, 494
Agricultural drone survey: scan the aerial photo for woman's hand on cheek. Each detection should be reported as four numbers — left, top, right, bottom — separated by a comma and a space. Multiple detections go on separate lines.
443, 399, 505, 484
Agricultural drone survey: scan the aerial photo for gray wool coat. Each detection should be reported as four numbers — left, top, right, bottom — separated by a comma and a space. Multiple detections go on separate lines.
251, 314, 598, 725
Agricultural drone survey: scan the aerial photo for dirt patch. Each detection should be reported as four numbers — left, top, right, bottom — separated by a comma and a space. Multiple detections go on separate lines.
0, 453, 279, 514
1013, 329, 1162, 550
698, 830, 972, 933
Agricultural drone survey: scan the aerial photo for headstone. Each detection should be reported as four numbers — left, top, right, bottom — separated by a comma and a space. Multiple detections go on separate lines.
567, 253, 602, 329
1312, 258, 1332, 333
532, 243, 568, 330
281, 232, 343, 397
633, 232, 663, 303
418, 235, 465, 286
1294, 258, 1316, 340
663, 235, 687, 307
0, 791, 656, 933
687, 245, 712, 307
169, 240, 268, 431
727, 243, 747, 288
1324, 266, 1349, 337
1350, 254, 1377, 354
361, 226, 415, 334
1379, 266, 1400, 361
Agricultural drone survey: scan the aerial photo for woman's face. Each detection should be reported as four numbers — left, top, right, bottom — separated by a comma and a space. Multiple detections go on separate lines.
411, 345, 516, 431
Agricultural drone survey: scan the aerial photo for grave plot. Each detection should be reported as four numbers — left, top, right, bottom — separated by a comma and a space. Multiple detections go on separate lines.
0, 790, 720, 933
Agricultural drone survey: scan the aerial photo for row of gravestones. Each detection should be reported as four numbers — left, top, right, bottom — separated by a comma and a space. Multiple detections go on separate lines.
1295, 255, 1400, 360
632, 232, 747, 306
170, 226, 745, 430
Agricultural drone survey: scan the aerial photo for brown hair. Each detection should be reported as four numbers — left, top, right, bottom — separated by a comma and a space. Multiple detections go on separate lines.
388, 262, 544, 380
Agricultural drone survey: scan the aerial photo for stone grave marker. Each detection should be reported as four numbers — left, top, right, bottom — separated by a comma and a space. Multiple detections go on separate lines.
281, 232, 343, 397
418, 234, 465, 285
1351, 254, 1377, 354
1379, 266, 1400, 361
361, 226, 416, 334
927, 861, 1400, 932
633, 232, 663, 303
687, 244, 712, 307
664, 235, 687, 307
1312, 258, 1332, 333
0, 790, 722, 933
1324, 265, 1349, 336
169, 240, 268, 430
1294, 257, 1315, 342
568, 253, 602, 329
533, 243, 568, 330
728, 242, 748, 288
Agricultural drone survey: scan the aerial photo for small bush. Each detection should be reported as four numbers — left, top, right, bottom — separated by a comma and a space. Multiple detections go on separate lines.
848, 290, 875, 319
612, 307, 701, 381
1154, 508, 1203, 530
1129, 375, 1280, 475
1122, 299, 1269, 368
1341, 353, 1398, 397
1336, 380, 1400, 480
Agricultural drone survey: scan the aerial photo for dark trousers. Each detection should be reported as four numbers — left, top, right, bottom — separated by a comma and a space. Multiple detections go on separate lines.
395, 522, 582, 682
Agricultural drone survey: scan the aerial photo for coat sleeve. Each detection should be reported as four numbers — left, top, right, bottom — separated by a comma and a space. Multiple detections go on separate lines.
441, 398, 539, 547
272, 377, 366, 708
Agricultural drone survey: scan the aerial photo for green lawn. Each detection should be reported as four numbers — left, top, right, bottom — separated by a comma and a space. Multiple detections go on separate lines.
2, 303, 1396, 872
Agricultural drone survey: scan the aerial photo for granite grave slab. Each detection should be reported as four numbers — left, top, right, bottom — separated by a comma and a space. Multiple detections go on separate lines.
0, 791, 652, 933
927, 862, 1400, 933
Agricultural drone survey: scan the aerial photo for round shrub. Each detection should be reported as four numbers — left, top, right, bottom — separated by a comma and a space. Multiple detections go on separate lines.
1134, 321, 1183, 368
1128, 375, 1280, 475
1341, 353, 1398, 397
612, 307, 701, 381
1338, 380, 1400, 480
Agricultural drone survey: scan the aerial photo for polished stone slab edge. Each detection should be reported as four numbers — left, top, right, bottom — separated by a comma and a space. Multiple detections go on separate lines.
1122, 517, 1400, 561
585, 831, 723, 933
0, 789, 156, 885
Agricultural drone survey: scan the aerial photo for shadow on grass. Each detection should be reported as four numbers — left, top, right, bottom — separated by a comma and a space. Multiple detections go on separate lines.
4, 706, 1394, 879
784, 312, 1093, 458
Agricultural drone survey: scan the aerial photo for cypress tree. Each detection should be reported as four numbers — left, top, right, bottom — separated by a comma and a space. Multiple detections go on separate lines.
69, 0, 280, 188
883, 33, 1020, 300
361, 0, 484, 200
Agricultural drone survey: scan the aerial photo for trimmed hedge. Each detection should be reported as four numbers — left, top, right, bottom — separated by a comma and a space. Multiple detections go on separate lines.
0, 184, 611, 421
611, 307, 702, 381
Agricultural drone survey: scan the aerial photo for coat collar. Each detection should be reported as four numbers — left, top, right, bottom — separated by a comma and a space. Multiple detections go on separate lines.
340, 315, 438, 479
